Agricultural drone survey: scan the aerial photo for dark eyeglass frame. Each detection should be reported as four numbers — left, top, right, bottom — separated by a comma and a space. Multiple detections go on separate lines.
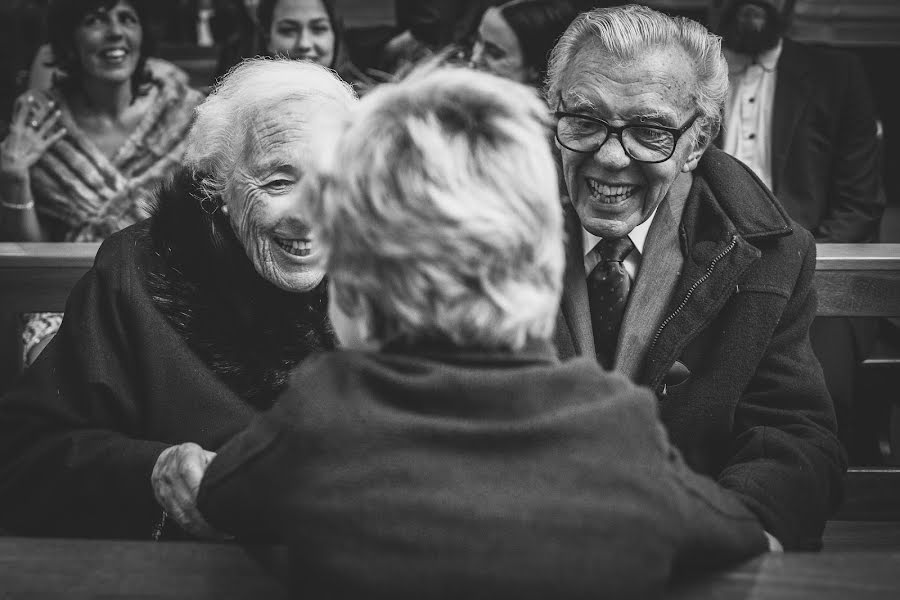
554, 106, 699, 164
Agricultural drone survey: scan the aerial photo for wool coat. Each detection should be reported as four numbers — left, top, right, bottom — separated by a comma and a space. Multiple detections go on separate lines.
0, 170, 334, 538
555, 147, 847, 550
199, 341, 767, 599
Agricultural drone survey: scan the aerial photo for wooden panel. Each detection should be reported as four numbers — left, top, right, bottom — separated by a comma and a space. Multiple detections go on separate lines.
823, 520, 900, 551
0, 243, 98, 313
835, 467, 900, 521
790, 0, 900, 46
814, 244, 900, 317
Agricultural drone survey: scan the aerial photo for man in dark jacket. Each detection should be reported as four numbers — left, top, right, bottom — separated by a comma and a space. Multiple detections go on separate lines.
548, 5, 846, 551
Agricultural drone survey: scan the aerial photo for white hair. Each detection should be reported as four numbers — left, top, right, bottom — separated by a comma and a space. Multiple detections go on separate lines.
183, 57, 357, 199
306, 67, 565, 351
545, 4, 729, 148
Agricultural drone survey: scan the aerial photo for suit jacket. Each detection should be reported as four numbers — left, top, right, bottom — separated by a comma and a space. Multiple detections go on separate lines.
555, 147, 847, 550
199, 342, 766, 598
770, 39, 884, 242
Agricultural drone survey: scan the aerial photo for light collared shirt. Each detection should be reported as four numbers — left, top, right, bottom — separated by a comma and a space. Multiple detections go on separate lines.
723, 40, 783, 191
583, 207, 658, 280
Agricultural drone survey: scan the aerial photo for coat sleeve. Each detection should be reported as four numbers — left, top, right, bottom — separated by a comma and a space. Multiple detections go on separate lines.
0, 236, 170, 538
717, 236, 847, 550
813, 51, 885, 242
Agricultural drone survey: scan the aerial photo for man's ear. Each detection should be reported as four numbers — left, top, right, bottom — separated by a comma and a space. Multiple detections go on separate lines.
681, 139, 708, 173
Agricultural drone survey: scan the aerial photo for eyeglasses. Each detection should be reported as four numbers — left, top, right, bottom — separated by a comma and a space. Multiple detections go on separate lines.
554, 106, 699, 164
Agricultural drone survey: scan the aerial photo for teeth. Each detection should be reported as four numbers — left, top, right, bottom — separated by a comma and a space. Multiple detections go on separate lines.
101, 49, 126, 59
275, 238, 312, 257
587, 179, 635, 201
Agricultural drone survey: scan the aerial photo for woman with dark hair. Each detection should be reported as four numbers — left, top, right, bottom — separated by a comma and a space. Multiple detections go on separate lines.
0, 0, 204, 363
469, 0, 582, 87
215, 0, 371, 92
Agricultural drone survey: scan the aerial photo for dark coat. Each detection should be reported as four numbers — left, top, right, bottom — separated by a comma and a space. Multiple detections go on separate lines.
555, 147, 847, 550
770, 39, 884, 242
0, 170, 334, 539
199, 341, 767, 598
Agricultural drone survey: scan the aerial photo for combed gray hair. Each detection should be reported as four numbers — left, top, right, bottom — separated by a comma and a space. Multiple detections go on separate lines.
545, 4, 729, 148
306, 67, 565, 351
183, 57, 357, 199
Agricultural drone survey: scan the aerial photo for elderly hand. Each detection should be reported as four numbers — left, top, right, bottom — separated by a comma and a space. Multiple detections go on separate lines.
0, 92, 66, 179
151, 442, 226, 540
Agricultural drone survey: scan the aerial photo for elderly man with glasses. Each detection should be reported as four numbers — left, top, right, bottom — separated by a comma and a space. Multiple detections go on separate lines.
550, 5, 845, 552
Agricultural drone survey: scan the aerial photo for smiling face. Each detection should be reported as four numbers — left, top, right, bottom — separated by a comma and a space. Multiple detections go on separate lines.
267, 0, 336, 68
556, 44, 705, 239
225, 100, 325, 292
470, 8, 533, 84
73, 0, 142, 85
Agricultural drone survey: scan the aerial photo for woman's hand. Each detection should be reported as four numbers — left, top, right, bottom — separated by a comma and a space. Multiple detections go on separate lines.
151, 442, 227, 540
0, 91, 66, 179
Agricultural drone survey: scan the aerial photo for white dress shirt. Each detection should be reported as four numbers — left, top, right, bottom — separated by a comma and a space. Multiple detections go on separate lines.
583, 208, 658, 280
723, 40, 782, 191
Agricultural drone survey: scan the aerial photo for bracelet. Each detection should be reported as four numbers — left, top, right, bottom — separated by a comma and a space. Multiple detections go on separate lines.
0, 199, 35, 210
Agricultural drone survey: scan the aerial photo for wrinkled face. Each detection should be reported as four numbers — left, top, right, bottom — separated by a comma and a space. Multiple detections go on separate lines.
267, 0, 336, 68
556, 45, 704, 239
718, 0, 786, 54
73, 1, 142, 85
470, 8, 532, 84
226, 100, 325, 292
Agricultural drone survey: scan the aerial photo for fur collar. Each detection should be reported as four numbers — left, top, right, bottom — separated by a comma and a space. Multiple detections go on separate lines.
145, 169, 335, 409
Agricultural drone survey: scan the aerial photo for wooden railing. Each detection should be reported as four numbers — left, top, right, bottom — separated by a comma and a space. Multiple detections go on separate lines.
1, 242, 899, 531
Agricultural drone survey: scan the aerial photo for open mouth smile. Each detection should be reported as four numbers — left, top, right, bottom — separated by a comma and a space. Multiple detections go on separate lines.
587, 179, 638, 204
274, 237, 313, 257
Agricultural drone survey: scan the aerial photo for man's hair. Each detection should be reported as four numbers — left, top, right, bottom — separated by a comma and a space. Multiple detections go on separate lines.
545, 3, 729, 147
47, 0, 155, 98
183, 57, 357, 201
306, 68, 565, 350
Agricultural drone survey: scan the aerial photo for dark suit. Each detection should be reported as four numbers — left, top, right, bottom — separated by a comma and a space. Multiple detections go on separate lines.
769, 40, 884, 458
555, 147, 846, 551
770, 39, 884, 243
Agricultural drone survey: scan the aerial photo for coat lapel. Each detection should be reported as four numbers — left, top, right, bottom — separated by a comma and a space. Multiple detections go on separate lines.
614, 191, 686, 380
771, 40, 812, 193
557, 203, 595, 358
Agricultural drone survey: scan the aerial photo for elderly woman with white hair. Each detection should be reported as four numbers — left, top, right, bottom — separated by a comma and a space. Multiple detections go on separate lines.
0, 58, 356, 540
198, 67, 767, 597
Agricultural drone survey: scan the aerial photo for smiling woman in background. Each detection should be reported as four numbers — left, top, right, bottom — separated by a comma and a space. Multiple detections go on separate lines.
0, 0, 204, 364
469, 0, 581, 87
0, 58, 356, 540
216, 0, 372, 92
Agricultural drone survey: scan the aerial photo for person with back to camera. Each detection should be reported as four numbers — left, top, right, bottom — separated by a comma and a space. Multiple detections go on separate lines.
196, 65, 768, 598
548, 4, 846, 551
0, 58, 356, 540
0, 0, 205, 365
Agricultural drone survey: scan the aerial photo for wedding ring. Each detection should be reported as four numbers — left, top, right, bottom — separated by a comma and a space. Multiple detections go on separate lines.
29, 120, 39, 129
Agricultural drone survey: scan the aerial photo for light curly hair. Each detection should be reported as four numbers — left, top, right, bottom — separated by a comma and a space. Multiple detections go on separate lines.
545, 4, 729, 148
305, 67, 565, 351
183, 57, 357, 201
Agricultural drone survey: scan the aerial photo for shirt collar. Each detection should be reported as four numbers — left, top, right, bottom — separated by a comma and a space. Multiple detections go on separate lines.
582, 206, 658, 259
724, 38, 783, 73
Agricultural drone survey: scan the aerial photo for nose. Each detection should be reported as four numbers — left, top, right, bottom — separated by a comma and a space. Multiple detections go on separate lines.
593, 131, 632, 169
469, 42, 485, 70
105, 17, 125, 38
295, 27, 313, 51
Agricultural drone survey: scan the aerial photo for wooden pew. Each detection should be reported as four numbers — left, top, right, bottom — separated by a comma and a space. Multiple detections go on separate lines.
1, 242, 899, 545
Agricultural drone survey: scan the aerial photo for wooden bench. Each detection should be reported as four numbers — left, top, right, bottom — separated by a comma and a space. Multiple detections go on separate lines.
1, 242, 899, 544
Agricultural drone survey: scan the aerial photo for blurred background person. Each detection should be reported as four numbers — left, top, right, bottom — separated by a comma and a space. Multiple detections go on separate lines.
469, 0, 582, 88
215, 0, 372, 92
0, 58, 355, 539
710, 0, 886, 461
199, 65, 767, 598
0, 0, 204, 365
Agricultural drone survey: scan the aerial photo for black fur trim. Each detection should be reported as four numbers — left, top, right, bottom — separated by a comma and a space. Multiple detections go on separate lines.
144, 168, 335, 409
